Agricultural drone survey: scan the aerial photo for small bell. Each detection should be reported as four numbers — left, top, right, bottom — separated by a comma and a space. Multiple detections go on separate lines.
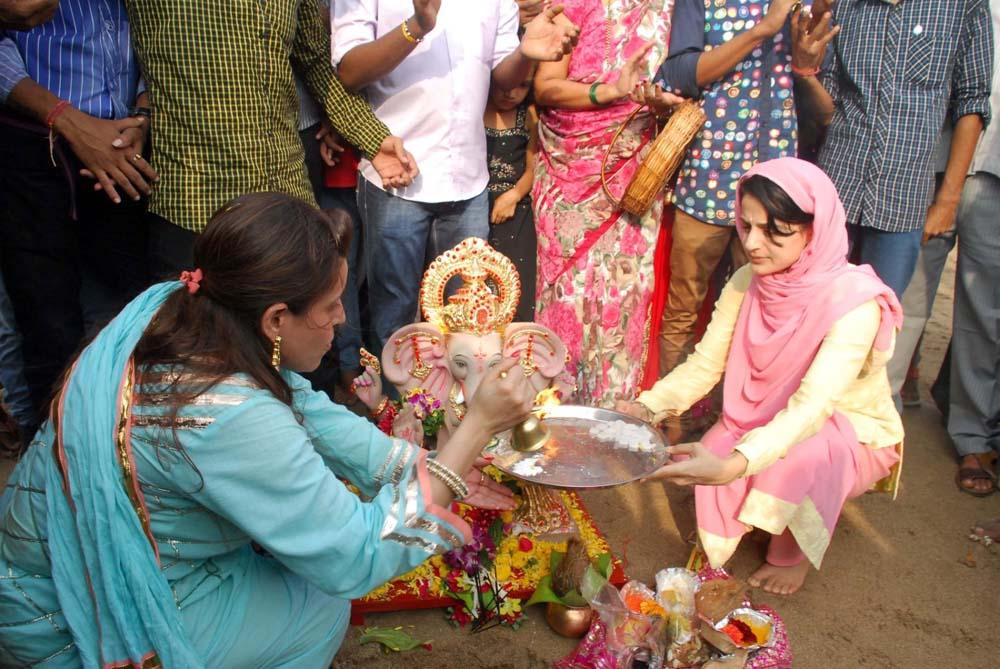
511, 413, 550, 452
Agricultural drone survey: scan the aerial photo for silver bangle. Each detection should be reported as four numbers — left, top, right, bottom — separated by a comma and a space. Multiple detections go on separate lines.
426, 458, 469, 500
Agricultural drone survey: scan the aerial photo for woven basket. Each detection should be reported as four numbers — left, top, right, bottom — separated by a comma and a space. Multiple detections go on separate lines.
601, 100, 706, 216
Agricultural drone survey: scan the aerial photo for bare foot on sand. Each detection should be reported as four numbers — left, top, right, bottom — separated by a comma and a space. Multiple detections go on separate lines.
748, 561, 809, 595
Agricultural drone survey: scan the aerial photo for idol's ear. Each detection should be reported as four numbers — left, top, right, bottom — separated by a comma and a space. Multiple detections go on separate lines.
503, 323, 570, 393
382, 323, 450, 402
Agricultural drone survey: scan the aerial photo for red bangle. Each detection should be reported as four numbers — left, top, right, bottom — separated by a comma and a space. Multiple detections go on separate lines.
45, 100, 71, 128
791, 65, 820, 77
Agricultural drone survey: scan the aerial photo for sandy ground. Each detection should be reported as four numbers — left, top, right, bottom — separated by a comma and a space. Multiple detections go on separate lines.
3, 255, 997, 668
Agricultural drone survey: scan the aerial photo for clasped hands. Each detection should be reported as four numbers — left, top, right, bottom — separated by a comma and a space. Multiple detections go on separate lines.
616, 400, 748, 486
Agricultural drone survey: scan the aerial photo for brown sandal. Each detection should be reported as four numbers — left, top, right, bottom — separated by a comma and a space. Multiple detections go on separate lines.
956, 453, 998, 497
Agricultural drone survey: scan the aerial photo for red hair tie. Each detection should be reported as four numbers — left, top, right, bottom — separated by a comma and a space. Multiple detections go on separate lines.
179, 268, 203, 294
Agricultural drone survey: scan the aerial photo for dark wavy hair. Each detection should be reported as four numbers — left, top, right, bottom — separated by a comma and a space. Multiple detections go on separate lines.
739, 175, 814, 243
133, 193, 351, 410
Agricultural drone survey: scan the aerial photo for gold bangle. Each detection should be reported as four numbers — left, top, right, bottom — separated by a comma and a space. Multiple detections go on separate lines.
371, 397, 390, 418
400, 19, 422, 44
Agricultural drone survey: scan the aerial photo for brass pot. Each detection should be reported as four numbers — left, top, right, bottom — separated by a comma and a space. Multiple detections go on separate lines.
545, 602, 594, 638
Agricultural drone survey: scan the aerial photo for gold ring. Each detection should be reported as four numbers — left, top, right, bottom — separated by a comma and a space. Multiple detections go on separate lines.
479, 471, 486, 486
132, 154, 142, 162
499, 371, 508, 379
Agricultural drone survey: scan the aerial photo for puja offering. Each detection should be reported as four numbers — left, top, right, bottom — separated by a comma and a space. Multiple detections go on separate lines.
491, 405, 669, 488
557, 567, 792, 669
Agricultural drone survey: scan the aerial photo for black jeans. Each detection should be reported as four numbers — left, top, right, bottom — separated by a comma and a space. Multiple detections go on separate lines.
0, 118, 148, 419
147, 212, 198, 281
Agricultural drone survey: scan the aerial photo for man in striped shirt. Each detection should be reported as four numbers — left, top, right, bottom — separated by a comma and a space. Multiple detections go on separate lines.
796, 0, 993, 300
0, 0, 154, 425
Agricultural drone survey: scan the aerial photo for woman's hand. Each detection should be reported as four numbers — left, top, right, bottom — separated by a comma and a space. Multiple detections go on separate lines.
392, 403, 425, 447
615, 399, 656, 423
790, 7, 839, 73
490, 190, 521, 225
351, 366, 384, 413
630, 82, 687, 117
609, 43, 653, 100
466, 358, 536, 435
643, 442, 748, 486
371, 136, 419, 189
462, 457, 516, 510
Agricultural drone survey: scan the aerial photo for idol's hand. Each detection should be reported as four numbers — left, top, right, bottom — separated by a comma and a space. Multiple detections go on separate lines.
520, 5, 580, 62
643, 442, 748, 486
351, 366, 384, 413
462, 457, 516, 510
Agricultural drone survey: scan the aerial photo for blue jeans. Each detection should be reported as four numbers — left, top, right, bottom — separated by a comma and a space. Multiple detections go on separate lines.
848, 225, 924, 300
316, 187, 365, 370
357, 176, 489, 350
0, 270, 33, 436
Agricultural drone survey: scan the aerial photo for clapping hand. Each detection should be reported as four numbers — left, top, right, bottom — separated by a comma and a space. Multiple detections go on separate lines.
371, 136, 419, 189
520, 5, 580, 62
630, 81, 687, 117
790, 5, 840, 73
411, 0, 441, 36
517, 0, 547, 28
610, 43, 653, 100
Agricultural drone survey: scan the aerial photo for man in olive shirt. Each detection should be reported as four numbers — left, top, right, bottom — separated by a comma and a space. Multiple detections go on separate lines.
124, 0, 416, 276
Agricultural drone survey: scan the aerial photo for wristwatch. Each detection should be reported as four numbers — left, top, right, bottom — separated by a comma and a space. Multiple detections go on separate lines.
129, 106, 152, 119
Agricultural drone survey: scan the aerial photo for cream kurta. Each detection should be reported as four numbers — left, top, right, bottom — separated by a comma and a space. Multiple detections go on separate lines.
638, 265, 904, 476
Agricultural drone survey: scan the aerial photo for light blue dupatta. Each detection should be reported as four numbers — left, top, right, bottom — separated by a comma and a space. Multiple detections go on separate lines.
43, 282, 204, 668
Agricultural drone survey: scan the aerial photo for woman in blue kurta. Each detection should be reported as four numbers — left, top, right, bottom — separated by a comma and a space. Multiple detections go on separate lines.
0, 195, 533, 668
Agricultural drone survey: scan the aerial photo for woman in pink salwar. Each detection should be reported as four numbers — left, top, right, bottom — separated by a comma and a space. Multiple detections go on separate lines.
533, 0, 679, 408
622, 158, 904, 595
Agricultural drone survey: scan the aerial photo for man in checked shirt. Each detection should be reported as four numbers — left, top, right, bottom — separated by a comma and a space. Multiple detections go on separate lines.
794, 0, 993, 300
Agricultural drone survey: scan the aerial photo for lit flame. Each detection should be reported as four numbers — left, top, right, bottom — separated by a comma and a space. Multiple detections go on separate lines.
533, 387, 563, 419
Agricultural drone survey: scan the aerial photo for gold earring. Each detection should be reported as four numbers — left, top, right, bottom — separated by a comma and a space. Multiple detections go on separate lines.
271, 335, 282, 369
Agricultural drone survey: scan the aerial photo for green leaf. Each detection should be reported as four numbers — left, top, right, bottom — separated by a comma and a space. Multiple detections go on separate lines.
358, 626, 430, 653
595, 552, 613, 579
525, 576, 565, 607
443, 582, 476, 612
489, 517, 504, 548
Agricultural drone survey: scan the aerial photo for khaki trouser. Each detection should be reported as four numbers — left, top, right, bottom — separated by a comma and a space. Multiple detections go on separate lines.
659, 209, 748, 377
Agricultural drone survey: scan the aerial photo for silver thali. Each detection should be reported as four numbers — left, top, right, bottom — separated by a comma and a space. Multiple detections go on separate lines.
489, 405, 669, 489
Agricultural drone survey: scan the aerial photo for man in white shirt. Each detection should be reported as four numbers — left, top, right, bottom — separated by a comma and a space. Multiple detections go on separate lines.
333, 0, 576, 351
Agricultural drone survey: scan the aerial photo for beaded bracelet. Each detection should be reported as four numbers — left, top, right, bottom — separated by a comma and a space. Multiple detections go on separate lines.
426, 458, 469, 500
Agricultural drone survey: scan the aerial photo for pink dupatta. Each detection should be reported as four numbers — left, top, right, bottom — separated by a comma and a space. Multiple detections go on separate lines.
721, 158, 903, 436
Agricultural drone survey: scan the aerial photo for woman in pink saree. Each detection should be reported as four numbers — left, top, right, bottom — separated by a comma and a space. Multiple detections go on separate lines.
622, 158, 904, 595
532, 0, 678, 408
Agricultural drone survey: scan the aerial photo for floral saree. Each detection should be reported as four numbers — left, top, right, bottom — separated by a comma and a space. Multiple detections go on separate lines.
533, 0, 674, 408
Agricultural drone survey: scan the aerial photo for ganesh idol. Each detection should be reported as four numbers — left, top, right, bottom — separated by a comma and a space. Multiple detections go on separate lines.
353, 238, 576, 448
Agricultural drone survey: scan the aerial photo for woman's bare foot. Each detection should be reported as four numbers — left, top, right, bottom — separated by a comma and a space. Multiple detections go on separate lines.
748, 561, 809, 595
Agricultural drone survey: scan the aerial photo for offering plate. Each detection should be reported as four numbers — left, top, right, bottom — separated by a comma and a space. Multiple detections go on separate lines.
490, 405, 669, 489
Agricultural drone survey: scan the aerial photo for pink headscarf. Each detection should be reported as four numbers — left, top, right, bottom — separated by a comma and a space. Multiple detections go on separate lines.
721, 158, 903, 435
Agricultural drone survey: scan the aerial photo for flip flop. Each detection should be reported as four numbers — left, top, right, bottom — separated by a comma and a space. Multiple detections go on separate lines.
956, 453, 998, 497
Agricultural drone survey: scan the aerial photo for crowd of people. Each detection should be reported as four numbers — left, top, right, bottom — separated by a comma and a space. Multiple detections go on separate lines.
0, 0, 997, 667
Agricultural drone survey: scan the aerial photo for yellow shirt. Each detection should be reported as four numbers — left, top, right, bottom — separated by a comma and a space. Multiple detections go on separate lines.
637, 266, 904, 477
